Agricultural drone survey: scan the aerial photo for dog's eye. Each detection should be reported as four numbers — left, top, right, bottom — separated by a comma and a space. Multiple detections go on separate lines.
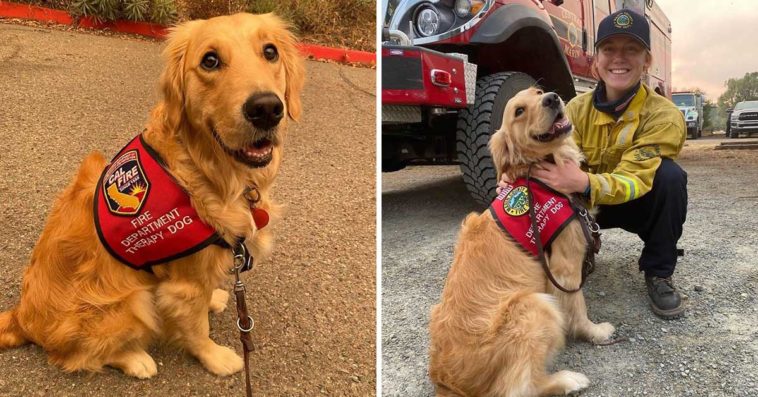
201, 51, 221, 70
515, 107, 525, 117
263, 44, 278, 62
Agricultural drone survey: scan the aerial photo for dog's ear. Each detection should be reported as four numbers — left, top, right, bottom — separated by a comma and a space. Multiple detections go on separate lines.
272, 18, 305, 121
489, 128, 509, 180
159, 20, 203, 129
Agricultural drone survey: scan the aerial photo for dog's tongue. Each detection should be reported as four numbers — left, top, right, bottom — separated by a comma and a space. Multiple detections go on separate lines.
551, 116, 571, 134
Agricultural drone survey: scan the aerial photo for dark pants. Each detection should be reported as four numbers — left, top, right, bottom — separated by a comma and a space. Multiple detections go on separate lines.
596, 158, 688, 278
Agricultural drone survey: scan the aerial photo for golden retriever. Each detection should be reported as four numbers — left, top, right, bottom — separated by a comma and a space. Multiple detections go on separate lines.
0, 13, 304, 378
428, 88, 614, 396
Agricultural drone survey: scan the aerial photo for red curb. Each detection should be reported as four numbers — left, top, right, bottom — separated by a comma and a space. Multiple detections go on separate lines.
78, 17, 167, 38
297, 43, 375, 66
0, 1, 375, 66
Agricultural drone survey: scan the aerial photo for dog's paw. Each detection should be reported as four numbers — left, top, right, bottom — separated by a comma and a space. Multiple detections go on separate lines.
116, 350, 158, 379
553, 370, 590, 395
209, 289, 230, 314
198, 344, 244, 376
587, 322, 616, 344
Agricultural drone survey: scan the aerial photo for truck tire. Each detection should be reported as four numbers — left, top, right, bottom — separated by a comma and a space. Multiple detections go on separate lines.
456, 72, 536, 206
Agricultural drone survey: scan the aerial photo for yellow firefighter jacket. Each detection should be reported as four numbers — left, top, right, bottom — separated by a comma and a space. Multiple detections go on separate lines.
566, 83, 686, 208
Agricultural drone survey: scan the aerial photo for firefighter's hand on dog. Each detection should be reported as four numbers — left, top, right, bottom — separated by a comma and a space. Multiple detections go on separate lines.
496, 173, 514, 195
496, 160, 590, 196
531, 160, 590, 196
495, 174, 513, 194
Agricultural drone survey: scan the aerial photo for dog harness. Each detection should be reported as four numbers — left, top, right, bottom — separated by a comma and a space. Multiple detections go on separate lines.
94, 135, 267, 271
489, 178, 577, 257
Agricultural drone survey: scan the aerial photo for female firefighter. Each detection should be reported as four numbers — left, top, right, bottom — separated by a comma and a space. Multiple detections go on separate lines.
500, 8, 688, 319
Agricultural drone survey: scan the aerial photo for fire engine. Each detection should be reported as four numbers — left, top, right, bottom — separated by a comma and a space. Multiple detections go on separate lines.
382, 0, 672, 205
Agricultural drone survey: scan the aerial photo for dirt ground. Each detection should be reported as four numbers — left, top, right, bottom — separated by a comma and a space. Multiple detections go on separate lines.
0, 23, 375, 396
382, 136, 758, 396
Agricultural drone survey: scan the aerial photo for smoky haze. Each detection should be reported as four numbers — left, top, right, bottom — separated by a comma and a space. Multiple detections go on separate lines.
656, 0, 758, 102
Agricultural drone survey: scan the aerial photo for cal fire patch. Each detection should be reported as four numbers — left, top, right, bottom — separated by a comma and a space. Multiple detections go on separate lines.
94, 135, 221, 270
489, 178, 577, 257
102, 150, 149, 215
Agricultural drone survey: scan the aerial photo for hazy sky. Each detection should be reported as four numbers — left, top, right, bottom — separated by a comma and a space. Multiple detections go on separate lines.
656, 0, 758, 102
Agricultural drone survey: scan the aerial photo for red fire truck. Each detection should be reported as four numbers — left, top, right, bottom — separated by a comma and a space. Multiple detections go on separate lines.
382, 0, 672, 205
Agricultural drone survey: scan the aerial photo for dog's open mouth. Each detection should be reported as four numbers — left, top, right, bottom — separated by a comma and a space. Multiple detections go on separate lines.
211, 127, 275, 168
238, 139, 274, 166
534, 112, 572, 142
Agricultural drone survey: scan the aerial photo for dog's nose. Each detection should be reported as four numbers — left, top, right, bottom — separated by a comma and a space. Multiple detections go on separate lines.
541, 92, 561, 110
243, 93, 284, 130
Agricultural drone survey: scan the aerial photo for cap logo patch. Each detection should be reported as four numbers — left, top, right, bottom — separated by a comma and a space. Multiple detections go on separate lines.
103, 150, 150, 215
613, 12, 633, 29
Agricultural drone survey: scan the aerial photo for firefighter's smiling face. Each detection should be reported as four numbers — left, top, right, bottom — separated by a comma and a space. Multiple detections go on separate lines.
596, 35, 651, 101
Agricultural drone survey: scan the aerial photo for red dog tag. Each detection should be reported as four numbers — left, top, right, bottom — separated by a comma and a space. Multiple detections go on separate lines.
252, 208, 269, 230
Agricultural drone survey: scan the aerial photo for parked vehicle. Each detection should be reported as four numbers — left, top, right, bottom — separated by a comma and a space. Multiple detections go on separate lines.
728, 100, 758, 138
382, 0, 673, 205
671, 91, 703, 139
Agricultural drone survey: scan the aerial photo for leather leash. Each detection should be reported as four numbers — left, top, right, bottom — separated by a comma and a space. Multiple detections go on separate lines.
228, 185, 263, 397
525, 165, 600, 294
231, 242, 254, 397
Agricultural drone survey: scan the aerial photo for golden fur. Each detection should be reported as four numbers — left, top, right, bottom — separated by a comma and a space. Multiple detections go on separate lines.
0, 13, 304, 378
428, 88, 614, 397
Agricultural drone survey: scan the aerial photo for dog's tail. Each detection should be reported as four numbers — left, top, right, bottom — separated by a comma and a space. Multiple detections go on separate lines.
0, 309, 28, 349
75, 152, 107, 188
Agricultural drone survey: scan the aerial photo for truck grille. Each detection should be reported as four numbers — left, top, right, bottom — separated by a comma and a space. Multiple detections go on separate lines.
739, 112, 758, 121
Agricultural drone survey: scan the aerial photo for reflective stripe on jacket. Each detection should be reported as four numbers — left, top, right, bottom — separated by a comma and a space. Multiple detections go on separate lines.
566, 83, 685, 207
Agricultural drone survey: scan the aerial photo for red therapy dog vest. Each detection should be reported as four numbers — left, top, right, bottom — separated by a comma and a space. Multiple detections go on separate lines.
489, 178, 577, 257
94, 135, 221, 270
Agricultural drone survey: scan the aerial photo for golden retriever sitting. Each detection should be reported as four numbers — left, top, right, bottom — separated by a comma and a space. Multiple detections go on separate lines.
0, 13, 304, 378
429, 88, 614, 397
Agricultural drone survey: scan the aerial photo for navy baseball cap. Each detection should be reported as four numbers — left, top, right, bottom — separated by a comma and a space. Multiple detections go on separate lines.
595, 9, 650, 50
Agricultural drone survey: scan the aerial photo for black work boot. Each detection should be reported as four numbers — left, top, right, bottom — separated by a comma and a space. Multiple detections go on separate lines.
645, 276, 685, 319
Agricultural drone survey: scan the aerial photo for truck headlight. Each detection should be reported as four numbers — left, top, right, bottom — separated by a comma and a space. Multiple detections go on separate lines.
454, 0, 471, 17
416, 6, 440, 37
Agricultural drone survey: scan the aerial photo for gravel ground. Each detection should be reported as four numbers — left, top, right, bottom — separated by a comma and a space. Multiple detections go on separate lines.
381, 137, 758, 397
0, 23, 376, 396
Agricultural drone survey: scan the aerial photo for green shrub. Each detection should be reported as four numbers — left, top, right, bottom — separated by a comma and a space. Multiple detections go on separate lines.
15, 0, 373, 50
151, 0, 178, 25
69, 0, 121, 22
69, 0, 100, 20
97, 0, 121, 20
243, 0, 375, 50
175, 0, 247, 20
123, 0, 150, 21
247, 0, 277, 14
